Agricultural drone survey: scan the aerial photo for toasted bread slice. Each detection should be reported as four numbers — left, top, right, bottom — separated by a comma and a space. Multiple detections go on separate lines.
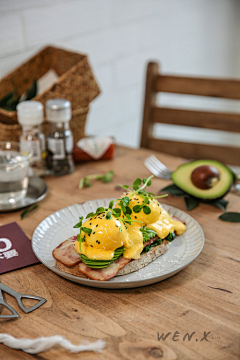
55, 239, 170, 280
116, 240, 169, 276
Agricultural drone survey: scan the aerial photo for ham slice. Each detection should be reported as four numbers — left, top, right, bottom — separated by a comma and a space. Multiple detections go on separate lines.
143, 236, 158, 247
77, 237, 160, 280
78, 256, 131, 281
172, 215, 186, 224
52, 236, 81, 266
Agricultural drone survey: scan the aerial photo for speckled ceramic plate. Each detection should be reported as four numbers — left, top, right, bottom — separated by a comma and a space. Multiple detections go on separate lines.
32, 199, 204, 289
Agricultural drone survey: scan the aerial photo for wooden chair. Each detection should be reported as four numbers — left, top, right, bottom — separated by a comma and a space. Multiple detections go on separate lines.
141, 62, 240, 165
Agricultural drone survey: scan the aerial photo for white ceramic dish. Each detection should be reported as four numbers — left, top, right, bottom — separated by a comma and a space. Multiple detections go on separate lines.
32, 199, 204, 289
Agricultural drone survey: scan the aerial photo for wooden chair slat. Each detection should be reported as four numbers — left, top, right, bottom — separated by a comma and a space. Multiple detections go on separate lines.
149, 138, 239, 165
155, 75, 240, 99
141, 62, 240, 164
152, 107, 240, 132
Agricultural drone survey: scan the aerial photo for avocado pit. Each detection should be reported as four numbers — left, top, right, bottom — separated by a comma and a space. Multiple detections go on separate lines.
191, 165, 220, 190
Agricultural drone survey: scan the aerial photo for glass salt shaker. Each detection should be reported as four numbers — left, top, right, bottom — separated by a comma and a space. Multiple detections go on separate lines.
45, 99, 75, 176
17, 101, 47, 177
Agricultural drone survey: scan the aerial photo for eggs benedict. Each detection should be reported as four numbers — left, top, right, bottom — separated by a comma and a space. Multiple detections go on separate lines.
53, 176, 186, 281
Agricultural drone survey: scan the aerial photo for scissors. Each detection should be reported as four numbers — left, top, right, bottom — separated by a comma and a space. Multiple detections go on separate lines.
0, 282, 46, 319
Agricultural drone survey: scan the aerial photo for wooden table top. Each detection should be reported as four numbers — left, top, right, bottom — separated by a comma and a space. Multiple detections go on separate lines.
0, 146, 239, 360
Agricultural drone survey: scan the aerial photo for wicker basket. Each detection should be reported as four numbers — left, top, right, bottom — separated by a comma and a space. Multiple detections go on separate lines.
0, 46, 100, 143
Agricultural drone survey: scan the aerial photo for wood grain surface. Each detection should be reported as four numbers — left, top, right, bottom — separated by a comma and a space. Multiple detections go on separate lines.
0, 146, 239, 360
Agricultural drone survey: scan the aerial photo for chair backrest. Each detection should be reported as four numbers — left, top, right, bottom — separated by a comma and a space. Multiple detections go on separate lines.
141, 62, 240, 165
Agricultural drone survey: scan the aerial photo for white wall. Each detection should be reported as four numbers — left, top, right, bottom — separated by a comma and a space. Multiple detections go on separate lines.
0, 0, 240, 148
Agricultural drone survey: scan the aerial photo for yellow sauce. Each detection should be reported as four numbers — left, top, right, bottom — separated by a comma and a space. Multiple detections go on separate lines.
74, 195, 186, 261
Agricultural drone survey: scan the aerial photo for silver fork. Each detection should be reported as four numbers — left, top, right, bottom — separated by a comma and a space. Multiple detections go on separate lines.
144, 154, 172, 180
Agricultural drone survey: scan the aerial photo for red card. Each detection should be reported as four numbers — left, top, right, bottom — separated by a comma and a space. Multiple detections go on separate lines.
0, 222, 40, 274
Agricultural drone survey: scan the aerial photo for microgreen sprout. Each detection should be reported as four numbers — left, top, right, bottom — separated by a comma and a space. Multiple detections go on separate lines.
75, 176, 168, 240
118, 175, 168, 216
79, 170, 114, 189
73, 216, 92, 252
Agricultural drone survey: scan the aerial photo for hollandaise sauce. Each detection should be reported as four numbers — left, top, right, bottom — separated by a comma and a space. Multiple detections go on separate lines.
74, 193, 186, 268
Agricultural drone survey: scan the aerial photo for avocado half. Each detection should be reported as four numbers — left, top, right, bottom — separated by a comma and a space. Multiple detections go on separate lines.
171, 160, 233, 200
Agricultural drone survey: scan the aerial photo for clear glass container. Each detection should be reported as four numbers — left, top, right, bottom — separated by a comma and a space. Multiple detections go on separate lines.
45, 99, 74, 176
0, 141, 32, 205
17, 101, 47, 177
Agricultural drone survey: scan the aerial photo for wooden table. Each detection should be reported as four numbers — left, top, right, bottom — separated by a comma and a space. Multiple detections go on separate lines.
0, 146, 239, 360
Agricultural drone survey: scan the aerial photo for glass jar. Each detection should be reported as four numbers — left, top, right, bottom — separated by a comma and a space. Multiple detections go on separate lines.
17, 101, 47, 177
45, 99, 74, 176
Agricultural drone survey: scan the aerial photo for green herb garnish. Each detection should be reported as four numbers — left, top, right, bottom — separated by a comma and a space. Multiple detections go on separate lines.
117, 175, 168, 217
21, 204, 39, 219
79, 170, 114, 189
73, 216, 92, 252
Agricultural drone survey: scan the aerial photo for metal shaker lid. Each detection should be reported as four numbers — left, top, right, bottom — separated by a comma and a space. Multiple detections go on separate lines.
45, 99, 71, 122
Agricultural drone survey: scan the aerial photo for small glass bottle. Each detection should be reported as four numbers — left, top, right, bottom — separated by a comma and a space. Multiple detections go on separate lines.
45, 99, 74, 176
17, 101, 46, 177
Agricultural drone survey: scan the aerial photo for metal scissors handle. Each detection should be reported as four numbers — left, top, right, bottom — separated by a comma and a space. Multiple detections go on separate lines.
0, 288, 18, 319
0, 283, 46, 319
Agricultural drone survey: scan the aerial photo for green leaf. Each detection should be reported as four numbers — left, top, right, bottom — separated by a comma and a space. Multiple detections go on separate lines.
122, 196, 130, 206
120, 203, 126, 213
106, 211, 112, 219
113, 208, 121, 216
209, 198, 229, 212
165, 231, 176, 242
79, 170, 114, 189
103, 170, 114, 183
219, 212, 240, 222
184, 196, 199, 211
96, 207, 105, 213
0, 91, 14, 108
143, 205, 151, 215
133, 205, 141, 213
146, 179, 152, 186
81, 227, 92, 235
86, 212, 95, 219
79, 177, 87, 189
160, 184, 186, 196
84, 179, 92, 187
73, 216, 83, 228
125, 206, 132, 215
25, 79, 37, 100
133, 178, 142, 187
108, 200, 114, 209
21, 204, 39, 219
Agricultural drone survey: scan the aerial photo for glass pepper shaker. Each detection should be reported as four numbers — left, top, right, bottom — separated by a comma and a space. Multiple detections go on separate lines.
45, 99, 75, 176
17, 100, 47, 177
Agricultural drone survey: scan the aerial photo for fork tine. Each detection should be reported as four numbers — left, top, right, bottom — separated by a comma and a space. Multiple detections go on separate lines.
146, 156, 171, 177
145, 159, 169, 177
144, 159, 162, 177
147, 159, 170, 175
144, 155, 172, 179
144, 160, 170, 179
149, 155, 171, 174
